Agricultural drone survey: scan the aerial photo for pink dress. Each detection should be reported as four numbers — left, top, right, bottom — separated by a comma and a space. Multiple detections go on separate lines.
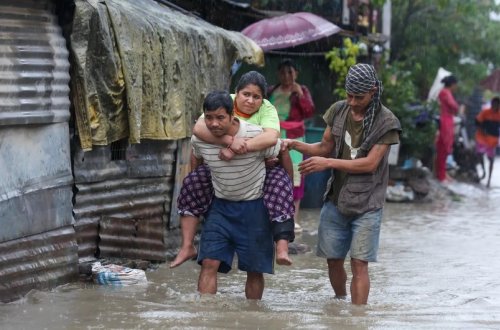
435, 88, 459, 181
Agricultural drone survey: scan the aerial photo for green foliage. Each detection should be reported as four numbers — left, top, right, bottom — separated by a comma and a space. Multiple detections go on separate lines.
252, 0, 500, 161
390, 0, 500, 98
325, 44, 436, 161
379, 61, 437, 161
371, 0, 386, 8
324, 39, 437, 160
380, 62, 417, 112
325, 38, 360, 99
380, 0, 500, 160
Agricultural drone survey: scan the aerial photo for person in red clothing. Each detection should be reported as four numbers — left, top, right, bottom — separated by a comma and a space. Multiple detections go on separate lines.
475, 97, 500, 187
435, 75, 460, 182
268, 58, 315, 232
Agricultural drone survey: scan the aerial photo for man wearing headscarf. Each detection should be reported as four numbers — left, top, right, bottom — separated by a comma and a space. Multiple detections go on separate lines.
282, 64, 401, 304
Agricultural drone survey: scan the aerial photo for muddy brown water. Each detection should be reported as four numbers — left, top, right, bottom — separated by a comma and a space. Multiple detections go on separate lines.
1, 164, 500, 329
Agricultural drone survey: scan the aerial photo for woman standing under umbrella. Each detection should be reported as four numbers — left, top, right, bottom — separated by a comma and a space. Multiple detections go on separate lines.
268, 58, 315, 232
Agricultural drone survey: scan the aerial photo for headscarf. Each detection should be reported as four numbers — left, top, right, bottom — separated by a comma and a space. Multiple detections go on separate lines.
345, 63, 383, 140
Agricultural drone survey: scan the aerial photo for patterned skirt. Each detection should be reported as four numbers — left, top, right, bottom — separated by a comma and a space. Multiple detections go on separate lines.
177, 164, 294, 222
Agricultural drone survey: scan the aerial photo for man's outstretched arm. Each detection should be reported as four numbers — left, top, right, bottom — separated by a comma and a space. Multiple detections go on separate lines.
282, 126, 335, 157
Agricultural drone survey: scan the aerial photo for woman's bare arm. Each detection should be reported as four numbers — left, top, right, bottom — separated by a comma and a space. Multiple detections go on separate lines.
192, 117, 232, 146
278, 149, 294, 180
193, 117, 279, 153
244, 128, 279, 152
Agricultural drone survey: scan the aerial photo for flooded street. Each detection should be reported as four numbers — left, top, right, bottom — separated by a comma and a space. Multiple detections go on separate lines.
1, 163, 500, 329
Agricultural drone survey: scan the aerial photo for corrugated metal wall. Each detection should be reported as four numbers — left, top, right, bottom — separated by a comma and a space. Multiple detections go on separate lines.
0, 0, 77, 302
0, 0, 261, 303
72, 140, 177, 262
0, 227, 78, 302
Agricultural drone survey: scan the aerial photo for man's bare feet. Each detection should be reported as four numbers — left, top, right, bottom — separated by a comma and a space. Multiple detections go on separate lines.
170, 245, 197, 268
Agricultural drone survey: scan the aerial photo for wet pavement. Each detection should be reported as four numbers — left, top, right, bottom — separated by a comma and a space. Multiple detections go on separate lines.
1, 159, 500, 329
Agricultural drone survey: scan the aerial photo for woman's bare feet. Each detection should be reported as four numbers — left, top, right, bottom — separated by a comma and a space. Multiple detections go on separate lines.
275, 240, 292, 266
170, 245, 197, 268
276, 251, 292, 266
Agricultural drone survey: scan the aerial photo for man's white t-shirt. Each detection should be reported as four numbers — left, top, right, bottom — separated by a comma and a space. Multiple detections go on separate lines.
191, 119, 280, 201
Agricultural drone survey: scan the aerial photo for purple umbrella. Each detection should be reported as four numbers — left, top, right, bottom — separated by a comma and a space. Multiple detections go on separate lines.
241, 12, 341, 51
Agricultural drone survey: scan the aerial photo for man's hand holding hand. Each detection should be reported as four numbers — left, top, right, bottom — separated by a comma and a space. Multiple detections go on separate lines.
230, 137, 247, 154
219, 148, 235, 161
281, 139, 295, 152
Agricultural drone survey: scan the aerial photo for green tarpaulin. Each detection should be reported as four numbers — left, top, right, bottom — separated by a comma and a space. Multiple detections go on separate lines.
70, 0, 263, 150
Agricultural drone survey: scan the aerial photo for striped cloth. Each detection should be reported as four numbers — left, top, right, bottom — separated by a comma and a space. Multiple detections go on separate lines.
345, 63, 383, 141
191, 119, 280, 201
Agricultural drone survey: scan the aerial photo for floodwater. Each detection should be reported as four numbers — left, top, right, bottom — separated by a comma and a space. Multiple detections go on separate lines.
1, 162, 500, 329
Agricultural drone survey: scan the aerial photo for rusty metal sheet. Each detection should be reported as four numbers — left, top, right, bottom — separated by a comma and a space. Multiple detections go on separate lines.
0, 0, 74, 302
72, 141, 176, 261
74, 217, 99, 262
72, 141, 177, 183
0, 124, 73, 244
0, 226, 79, 303
0, 0, 70, 126
98, 217, 165, 261
169, 138, 192, 229
0, 0, 73, 243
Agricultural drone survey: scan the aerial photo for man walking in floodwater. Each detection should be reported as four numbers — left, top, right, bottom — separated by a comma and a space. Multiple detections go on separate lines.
282, 64, 401, 304
475, 96, 500, 187
192, 91, 281, 299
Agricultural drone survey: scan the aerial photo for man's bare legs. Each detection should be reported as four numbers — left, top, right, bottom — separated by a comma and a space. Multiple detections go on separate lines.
350, 258, 370, 305
194, 210, 272, 300
245, 272, 265, 299
327, 258, 347, 298
170, 215, 199, 268
198, 258, 220, 294
487, 156, 495, 188
275, 239, 292, 265
198, 263, 266, 300
327, 258, 370, 304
